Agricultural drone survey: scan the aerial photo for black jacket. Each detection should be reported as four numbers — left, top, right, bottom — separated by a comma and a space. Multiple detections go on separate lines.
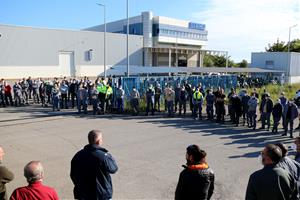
259, 98, 273, 113
175, 163, 214, 200
272, 103, 283, 118
70, 144, 118, 200
246, 164, 298, 200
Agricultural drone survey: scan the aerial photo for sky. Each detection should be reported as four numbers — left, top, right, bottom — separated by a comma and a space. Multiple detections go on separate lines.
0, 0, 299, 62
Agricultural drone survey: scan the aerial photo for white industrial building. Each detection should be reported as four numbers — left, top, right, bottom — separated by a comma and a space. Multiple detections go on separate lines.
251, 52, 300, 84
0, 11, 221, 79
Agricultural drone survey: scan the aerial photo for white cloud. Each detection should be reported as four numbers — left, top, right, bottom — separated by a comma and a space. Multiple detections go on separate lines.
192, 0, 300, 62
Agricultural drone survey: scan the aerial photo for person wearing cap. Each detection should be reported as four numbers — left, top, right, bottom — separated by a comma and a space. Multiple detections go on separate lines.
259, 93, 273, 131
272, 99, 283, 133
246, 144, 298, 200
282, 99, 299, 138
175, 145, 214, 200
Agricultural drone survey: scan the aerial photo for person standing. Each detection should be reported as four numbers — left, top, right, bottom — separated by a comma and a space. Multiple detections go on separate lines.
0, 146, 14, 200
154, 83, 162, 112
192, 87, 204, 120
77, 84, 88, 114
10, 161, 58, 200
282, 100, 299, 138
248, 93, 259, 130
70, 130, 118, 200
115, 85, 125, 114
175, 145, 214, 200
60, 81, 69, 109
69, 79, 78, 109
245, 144, 298, 200
206, 89, 215, 121
130, 86, 140, 116
165, 86, 175, 117
146, 85, 155, 116
241, 90, 250, 126
179, 86, 188, 116
39, 82, 47, 107
230, 92, 242, 126
51, 84, 60, 111
259, 93, 273, 131
4, 82, 13, 106
272, 99, 283, 133
215, 89, 226, 123
174, 83, 181, 113
90, 84, 99, 115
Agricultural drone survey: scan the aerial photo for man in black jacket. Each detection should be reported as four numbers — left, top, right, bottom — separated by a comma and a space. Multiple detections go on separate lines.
175, 145, 214, 200
246, 144, 298, 200
259, 93, 273, 131
70, 130, 118, 200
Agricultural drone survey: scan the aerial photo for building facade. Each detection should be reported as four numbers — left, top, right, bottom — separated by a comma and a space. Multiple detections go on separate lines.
85, 11, 208, 68
0, 24, 143, 79
251, 52, 300, 84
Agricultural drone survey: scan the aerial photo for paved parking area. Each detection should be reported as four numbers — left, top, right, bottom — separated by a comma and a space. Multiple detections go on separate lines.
0, 105, 297, 199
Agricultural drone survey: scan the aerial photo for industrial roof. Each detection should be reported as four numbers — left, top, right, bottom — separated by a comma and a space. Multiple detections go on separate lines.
99, 66, 284, 77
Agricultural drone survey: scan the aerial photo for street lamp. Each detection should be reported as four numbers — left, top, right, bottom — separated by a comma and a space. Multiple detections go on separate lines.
97, 3, 107, 78
126, 0, 129, 77
288, 24, 297, 53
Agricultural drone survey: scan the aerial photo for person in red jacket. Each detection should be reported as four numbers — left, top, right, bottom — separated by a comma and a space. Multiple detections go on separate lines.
10, 161, 59, 200
4, 82, 13, 106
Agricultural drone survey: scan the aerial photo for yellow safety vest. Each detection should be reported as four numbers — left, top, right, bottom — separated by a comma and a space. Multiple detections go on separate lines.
193, 92, 203, 100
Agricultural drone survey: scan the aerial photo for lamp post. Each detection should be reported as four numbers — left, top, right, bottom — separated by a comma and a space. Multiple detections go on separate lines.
126, 0, 129, 77
97, 3, 106, 78
288, 24, 297, 53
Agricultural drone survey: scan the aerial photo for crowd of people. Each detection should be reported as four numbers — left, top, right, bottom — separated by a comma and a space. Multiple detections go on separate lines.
2, 76, 300, 138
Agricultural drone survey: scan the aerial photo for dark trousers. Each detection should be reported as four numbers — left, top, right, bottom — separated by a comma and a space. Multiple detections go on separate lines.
232, 110, 240, 126
242, 109, 248, 126
284, 118, 294, 136
5, 94, 13, 106
146, 100, 154, 115
207, 104, 214, 120
193, 103, 202, 119
179, 100, 186, 115
0, 93, 6, 107
77, 100, 87, 114
70, 93, 76, 108
131, 98, 139, 115
248, 111, 257, 128
61, 94, 68, 109
154, 95, 160, 111
91, 98, 98, 115
216, 104, 225, 122
174, 98, 180, 113
40, 95, 46, 106
116, 98, 124, 113
261, 112, 271, 129
52, 96, 60, 111
167, 100, 174, 117
98, 93, 106, 113
273, 116, 281, 132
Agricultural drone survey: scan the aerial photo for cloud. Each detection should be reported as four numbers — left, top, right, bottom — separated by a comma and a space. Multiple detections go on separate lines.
192, 0, 300, 62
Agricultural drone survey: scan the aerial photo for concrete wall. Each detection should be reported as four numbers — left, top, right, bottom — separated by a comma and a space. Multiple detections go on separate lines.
0, 24, 143, 79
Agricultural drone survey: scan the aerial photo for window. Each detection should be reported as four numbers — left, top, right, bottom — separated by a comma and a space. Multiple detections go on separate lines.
265, 60, 274, 66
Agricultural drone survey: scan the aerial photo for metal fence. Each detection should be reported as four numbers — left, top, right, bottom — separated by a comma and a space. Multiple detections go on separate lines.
115, 75, 237, 98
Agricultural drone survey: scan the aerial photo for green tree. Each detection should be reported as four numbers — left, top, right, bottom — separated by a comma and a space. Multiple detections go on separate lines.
212, 55, 235, 67
265, 38, 287, 52
203, 55, 214, 67
265, 38, 300, 52
237, 59, 248, 68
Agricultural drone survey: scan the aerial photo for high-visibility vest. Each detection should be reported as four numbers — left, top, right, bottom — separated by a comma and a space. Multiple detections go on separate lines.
193, 92, 203, 100
97, 84, 107, 94
106, 87, 113, 95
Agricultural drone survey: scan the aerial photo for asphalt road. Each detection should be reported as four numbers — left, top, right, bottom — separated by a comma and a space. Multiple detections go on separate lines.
0, 105, 298, 200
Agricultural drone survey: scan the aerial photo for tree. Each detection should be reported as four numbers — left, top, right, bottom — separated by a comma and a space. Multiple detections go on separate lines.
203, 55, 214, 67
237, 59, 248, 68
265, 38, 300, 52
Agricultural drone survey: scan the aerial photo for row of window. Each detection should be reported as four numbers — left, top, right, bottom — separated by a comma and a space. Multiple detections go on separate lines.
159, 29, 207, 40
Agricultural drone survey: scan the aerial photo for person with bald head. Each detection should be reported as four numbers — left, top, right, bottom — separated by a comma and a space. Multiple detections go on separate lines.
70, 130, 118, 200
0, 146, 14, 200
10, 161, 58, 200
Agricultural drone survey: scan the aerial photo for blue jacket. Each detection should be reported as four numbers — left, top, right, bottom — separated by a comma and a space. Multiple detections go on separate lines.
70, 144, 118, 200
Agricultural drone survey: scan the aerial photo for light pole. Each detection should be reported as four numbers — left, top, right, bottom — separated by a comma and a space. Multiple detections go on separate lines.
97, 3, 106, 78
288, 24, 297, 53
126, 0, 129, 77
